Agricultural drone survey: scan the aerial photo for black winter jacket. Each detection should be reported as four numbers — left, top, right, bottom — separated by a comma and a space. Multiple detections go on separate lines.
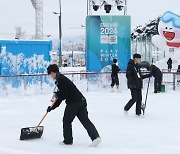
177, 65, 180, 72
111, 64, 121, 77
150, 65, 162, 78
51, 72, 85, 110
167, 59, 172, 67
126, 59, 150, 89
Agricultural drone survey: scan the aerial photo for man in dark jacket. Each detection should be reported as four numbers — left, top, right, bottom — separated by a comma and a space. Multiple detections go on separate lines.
177, 65, 180, 82
111, 59, 121, 90
149, 65, 162, 93
177, 65, 180, 73
124, 53, 151, 116
167, 58, 172, 72
47, 64, 101, 147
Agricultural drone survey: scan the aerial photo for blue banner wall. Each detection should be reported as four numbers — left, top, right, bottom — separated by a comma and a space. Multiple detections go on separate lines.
0, 40, 52, 75
86, 15, 131, 72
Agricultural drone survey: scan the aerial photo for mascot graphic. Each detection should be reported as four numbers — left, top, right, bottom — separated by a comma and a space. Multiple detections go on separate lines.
152, 11, 180, 64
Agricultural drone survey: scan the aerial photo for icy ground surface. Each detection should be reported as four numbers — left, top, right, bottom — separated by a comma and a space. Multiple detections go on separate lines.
0, 88, 180, 154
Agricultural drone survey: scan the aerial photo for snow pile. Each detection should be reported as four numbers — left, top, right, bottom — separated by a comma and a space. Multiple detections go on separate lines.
0, 72, 130, 96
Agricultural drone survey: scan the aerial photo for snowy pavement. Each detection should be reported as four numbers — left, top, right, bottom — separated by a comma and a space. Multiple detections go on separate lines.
0, 88, 180, 154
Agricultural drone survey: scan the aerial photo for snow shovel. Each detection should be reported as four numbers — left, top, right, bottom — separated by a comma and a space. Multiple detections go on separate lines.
20, 112, 48, 140
20, 99, 56, 140
141, 77, 150, 115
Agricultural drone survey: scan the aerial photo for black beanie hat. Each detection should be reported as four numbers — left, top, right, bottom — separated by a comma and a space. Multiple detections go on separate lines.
133, 53, 141, 59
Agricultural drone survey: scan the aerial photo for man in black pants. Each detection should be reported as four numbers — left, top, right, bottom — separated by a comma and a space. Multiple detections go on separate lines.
177, 65, 180, 82
47, 64, 101, 147
167, 58, 172, 72
124, 54, 151, 116
149, 65, 162, 93
111, 59, 121, 91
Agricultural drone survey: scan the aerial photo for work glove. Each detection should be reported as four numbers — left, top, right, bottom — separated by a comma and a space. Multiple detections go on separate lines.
47, 106, 52, 112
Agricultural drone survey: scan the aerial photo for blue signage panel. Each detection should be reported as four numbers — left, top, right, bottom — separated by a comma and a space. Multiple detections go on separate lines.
86, 15, 131, 72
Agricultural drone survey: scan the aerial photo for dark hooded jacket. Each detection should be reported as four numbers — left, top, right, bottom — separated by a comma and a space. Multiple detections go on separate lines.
126, 59, 150, 89
150, 65, 162, 78
177, 65, 180, 72
111, 64, 121, 77
167, 58, 172, 68
51, 72, 85, 110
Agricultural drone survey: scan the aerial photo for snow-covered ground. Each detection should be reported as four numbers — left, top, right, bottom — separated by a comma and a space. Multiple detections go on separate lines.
0, 85, 180, 154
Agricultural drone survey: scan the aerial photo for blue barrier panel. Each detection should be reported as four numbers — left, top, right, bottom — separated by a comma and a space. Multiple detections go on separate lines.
0, 40, 52, 75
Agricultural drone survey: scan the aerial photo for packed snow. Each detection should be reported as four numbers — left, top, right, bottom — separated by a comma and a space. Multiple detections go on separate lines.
0, 80, 180, 154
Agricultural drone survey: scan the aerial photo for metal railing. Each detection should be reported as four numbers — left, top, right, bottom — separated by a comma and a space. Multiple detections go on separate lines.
162, 72, 180, 90
0, 72, 124, 95
0, 71, 180, 95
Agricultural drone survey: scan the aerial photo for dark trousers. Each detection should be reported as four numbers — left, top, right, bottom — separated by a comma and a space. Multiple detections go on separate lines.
124, 88, 142, 115
63, 100, 99, 144
168, 65, 172, 72
111, 76, 119, 87
154, 77, 162, 92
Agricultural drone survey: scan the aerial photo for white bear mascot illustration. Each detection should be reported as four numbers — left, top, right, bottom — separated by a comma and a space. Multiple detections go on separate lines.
152, 11, 180, 65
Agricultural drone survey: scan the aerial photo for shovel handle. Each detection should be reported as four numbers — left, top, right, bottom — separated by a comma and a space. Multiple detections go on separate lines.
34, 112, 48, 132
34, 100, 57, 131
37, 112, 48, 127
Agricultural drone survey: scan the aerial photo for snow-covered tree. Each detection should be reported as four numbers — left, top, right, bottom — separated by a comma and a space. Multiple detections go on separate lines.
131, 17, 160, 40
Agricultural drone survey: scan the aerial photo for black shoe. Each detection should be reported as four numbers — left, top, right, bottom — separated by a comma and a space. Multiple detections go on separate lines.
136, 114, 141, 116
136, 114, 143, 117
59, 141, 73, 145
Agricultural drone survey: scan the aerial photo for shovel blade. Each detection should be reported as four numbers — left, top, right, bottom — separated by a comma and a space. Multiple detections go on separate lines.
20, 126, 44, 140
